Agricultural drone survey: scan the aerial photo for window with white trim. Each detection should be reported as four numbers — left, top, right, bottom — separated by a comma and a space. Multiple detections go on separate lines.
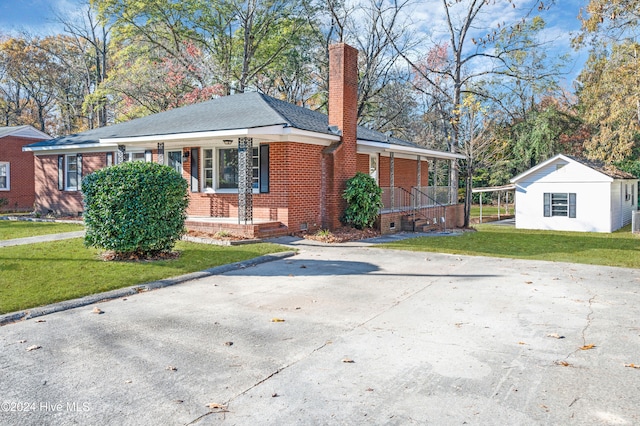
65, 154, 79, 191
124, 152, 147, 162
202, 147, 260, 191
544, 193, 576, 218
0, 162, 9, 190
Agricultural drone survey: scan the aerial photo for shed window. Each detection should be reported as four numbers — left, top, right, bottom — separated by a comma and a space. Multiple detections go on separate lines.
544, 193, 576, 218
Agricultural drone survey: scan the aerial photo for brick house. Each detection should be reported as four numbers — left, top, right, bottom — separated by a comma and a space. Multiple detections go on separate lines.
24, 43, 464, 237
0, 125, 51, 212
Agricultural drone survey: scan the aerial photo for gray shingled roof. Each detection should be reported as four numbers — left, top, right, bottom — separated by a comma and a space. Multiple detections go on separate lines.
567, 155, 637, 179
0, 125, 31, 139
26, 92, 422, 149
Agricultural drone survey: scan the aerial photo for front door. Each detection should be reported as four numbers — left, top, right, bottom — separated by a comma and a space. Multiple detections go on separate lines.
168, 151, 182, 175
369, 154, 378, 183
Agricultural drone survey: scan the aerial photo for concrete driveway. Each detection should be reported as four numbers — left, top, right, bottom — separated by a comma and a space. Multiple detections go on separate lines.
1, 238, 640, 425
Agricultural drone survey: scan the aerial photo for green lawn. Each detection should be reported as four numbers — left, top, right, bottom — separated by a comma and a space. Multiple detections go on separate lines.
0, 238, 289, 314
470, 205, 514, 218
0, 220, 84, 240
380, 224, 640, 269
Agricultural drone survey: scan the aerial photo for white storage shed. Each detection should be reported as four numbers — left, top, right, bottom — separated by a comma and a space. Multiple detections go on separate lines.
510, 154, 638, 233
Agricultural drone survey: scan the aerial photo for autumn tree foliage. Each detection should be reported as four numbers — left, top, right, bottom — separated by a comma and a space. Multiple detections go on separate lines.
102, 40, 225, 120
3, 0, 638, 199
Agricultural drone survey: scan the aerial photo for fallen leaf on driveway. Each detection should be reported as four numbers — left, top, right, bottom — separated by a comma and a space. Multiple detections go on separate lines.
518, 341, 527, 345
625, 363, 640, 369
525, 281, 533, 284
271, 318, 285, 322
26, 345, 41, 351
36, 319, 46, 323
205, 402, 227, 410
554, 360, 571, 367
580, 344, 596, 350
547, 333, 565, 339
342, 358, 355, 363
166, 366, 177, 371
224, 341, 233, 346
92, 307, 103, 314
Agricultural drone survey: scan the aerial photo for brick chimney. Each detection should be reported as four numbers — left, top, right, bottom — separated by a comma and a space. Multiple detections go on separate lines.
328, 43, 358, 173
322, 43, 358, 229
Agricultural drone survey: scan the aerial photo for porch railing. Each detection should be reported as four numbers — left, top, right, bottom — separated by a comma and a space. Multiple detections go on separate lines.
380, 186, 455, 231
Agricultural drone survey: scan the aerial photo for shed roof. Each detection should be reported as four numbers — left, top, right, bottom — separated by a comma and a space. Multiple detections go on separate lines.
566, 155, 636, 179
510, 154, 637, 183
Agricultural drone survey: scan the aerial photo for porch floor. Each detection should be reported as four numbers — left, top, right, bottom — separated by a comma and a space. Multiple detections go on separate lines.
185, 216, 289, 239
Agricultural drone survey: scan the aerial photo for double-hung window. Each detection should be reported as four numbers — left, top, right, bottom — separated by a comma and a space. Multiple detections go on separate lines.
65, 154, 79, 191
544, 193, 576, 218
202, 147, 262, 192
58, 154, 82, 191
0, 162, 9, 190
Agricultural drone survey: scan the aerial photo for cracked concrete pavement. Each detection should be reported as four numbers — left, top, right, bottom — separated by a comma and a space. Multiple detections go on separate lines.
1, 238, 640, 425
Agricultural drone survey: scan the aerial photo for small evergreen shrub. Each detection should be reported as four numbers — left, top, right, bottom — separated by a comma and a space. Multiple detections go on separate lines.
342, 172, 382, 229
82, 161, 189, 257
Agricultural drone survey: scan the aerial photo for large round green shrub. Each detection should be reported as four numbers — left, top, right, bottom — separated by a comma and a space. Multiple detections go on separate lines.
342, 172, 382, 229
82, 161, 189, 257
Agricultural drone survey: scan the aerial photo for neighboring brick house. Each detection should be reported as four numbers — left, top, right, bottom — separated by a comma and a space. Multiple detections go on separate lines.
0, 125, 51, 212
24, 43, 464, 237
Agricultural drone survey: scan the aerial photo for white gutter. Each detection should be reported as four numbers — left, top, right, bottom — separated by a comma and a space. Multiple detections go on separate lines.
358, 140, 465, 160
23, 142, 118, 153
100, 126, 340, 144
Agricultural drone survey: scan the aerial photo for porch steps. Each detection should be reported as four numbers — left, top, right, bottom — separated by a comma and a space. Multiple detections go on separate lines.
185, 219, 289, 239
400, 215, 444, 233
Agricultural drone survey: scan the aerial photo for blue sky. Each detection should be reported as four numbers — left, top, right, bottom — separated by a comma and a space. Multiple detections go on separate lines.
0, 0, 590, 89
0, 0, 74, 33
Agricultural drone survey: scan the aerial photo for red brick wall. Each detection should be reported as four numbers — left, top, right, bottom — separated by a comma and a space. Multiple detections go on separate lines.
0, 136, 40, 211
34, 152, 109, 216
356, 153, 369, 175
379, 155, 430, 189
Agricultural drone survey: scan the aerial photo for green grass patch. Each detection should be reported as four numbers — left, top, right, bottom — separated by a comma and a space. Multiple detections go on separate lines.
470, 205, 514, 218
0, 220, 84, 240
0, 239, 289, 314
380, 224, 640, 268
